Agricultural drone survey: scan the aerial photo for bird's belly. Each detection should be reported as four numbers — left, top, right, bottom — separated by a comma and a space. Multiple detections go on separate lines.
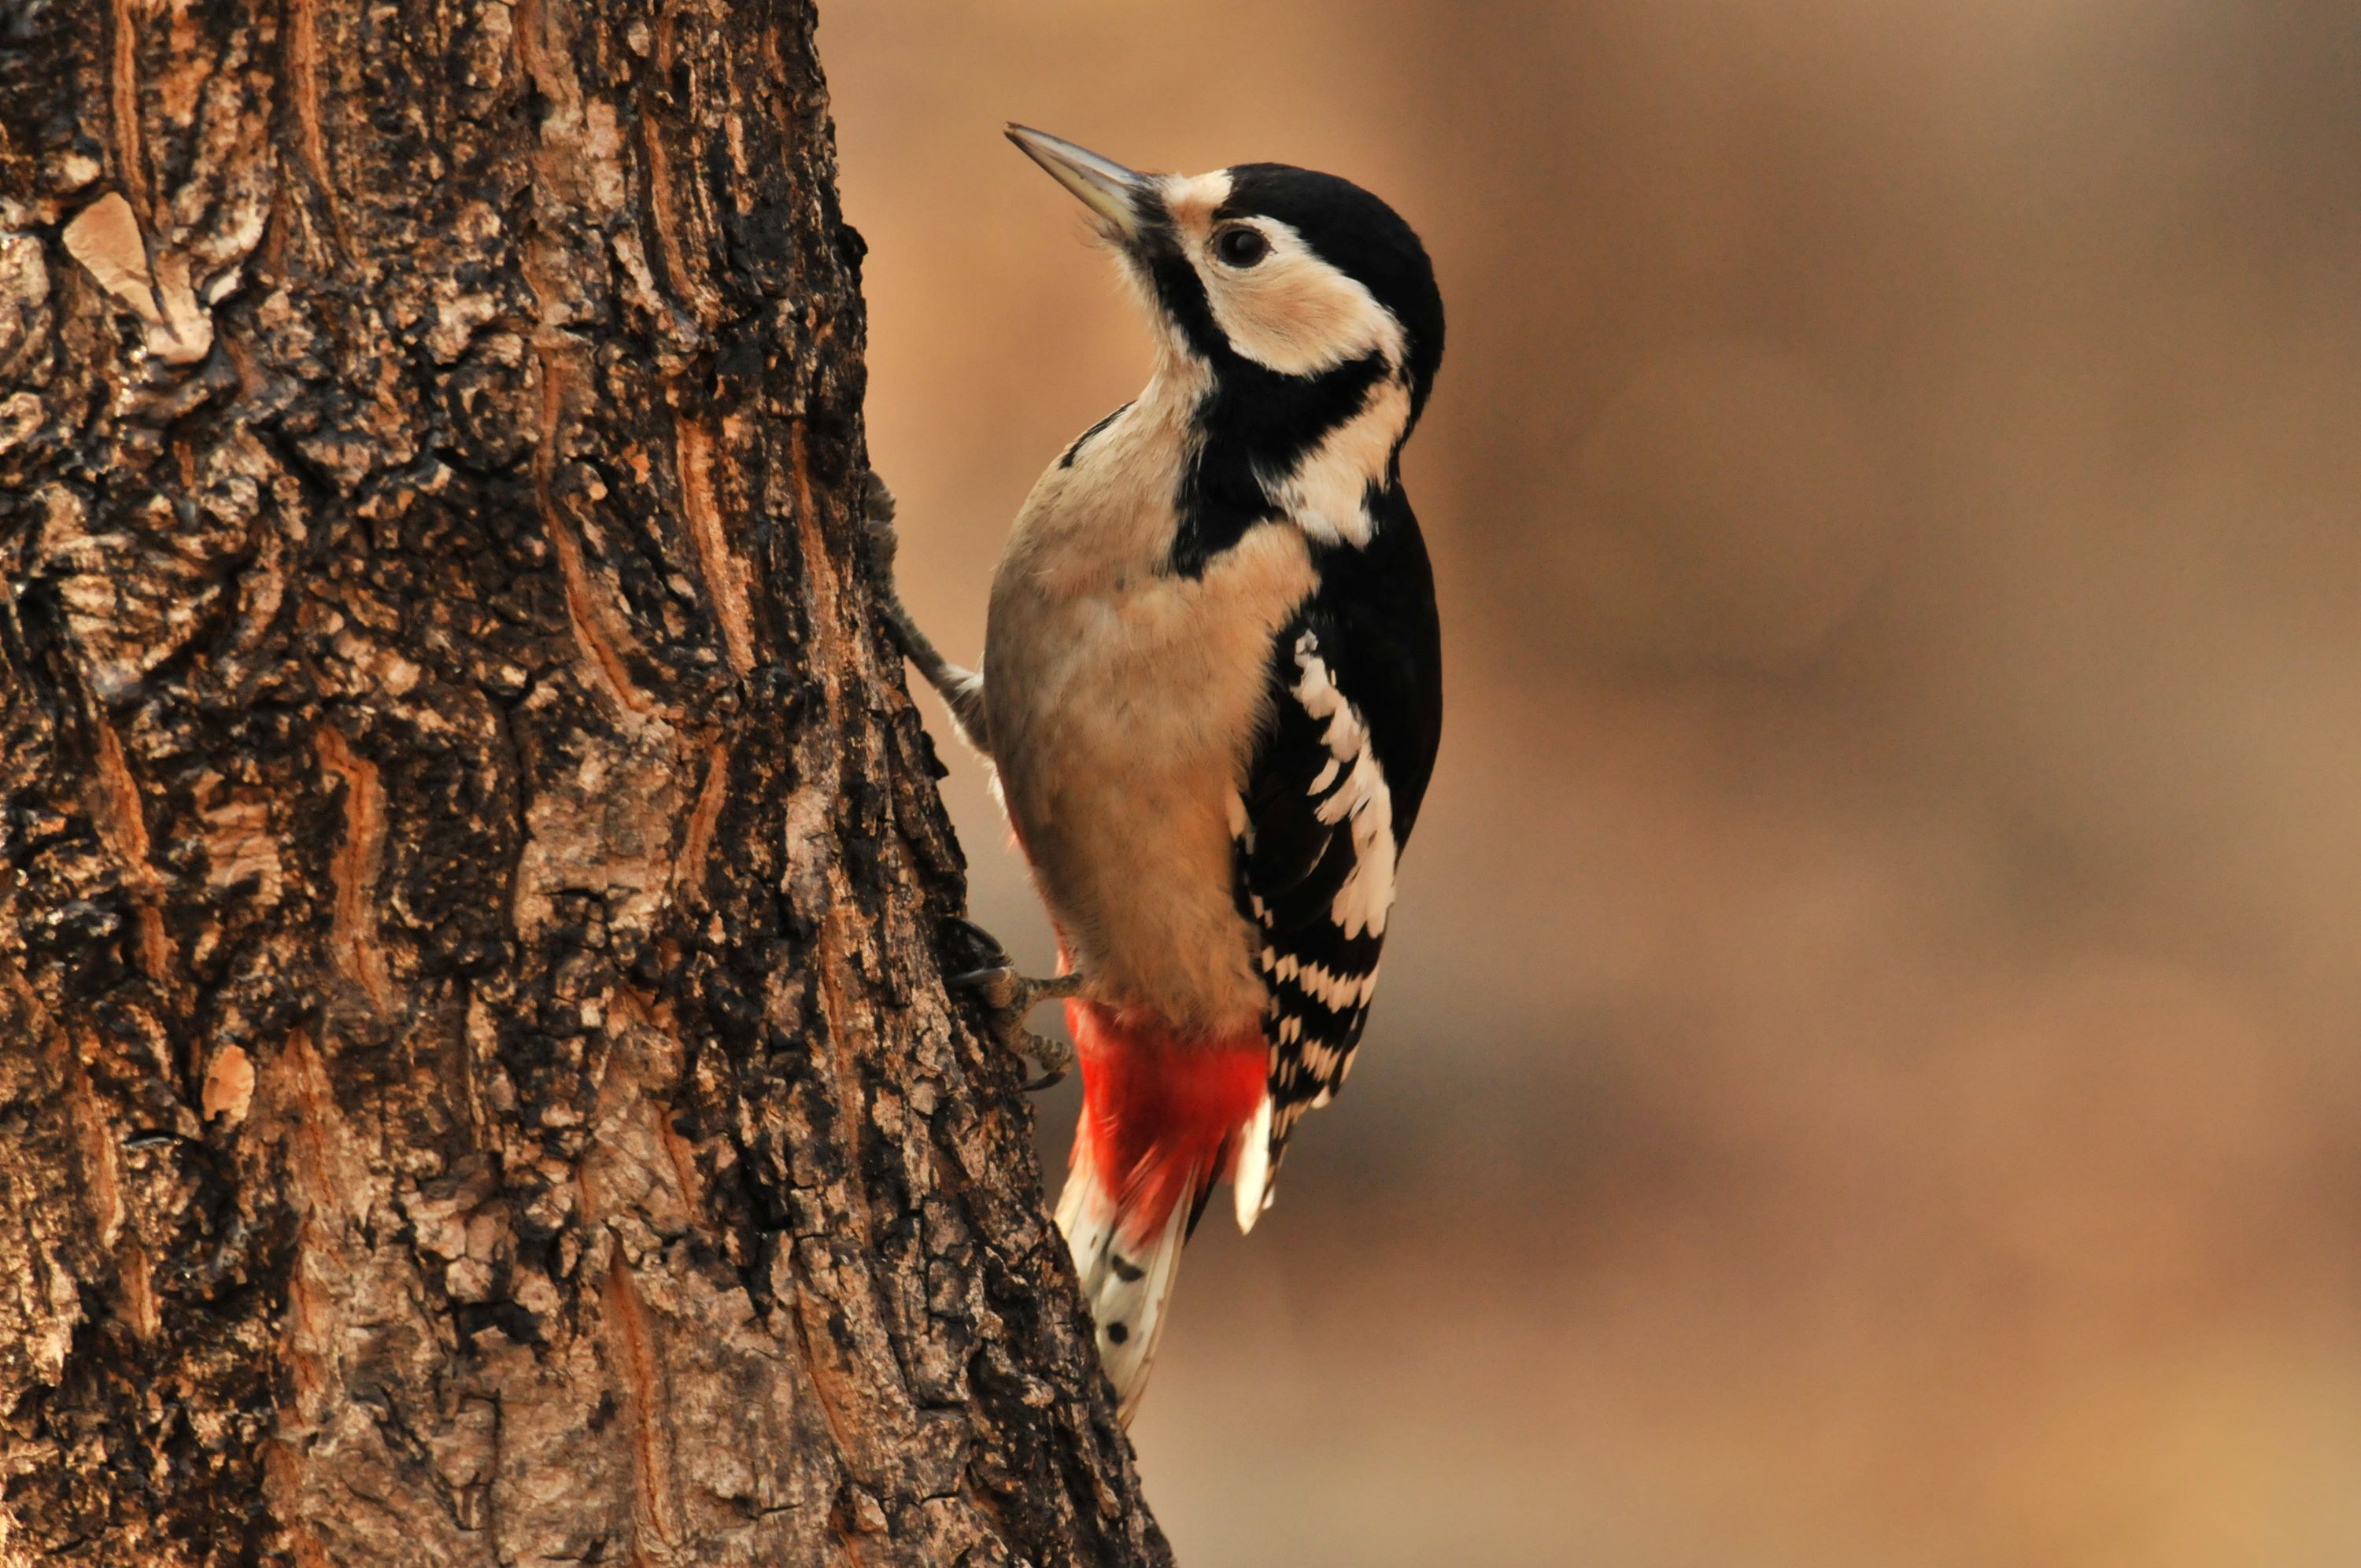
986, 536, 1314, 1038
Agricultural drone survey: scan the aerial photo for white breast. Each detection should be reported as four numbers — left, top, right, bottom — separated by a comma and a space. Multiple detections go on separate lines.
984, 374, 1316, 1039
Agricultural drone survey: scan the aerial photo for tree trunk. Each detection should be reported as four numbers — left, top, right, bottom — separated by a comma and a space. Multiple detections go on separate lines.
0, 2, 1168, 1562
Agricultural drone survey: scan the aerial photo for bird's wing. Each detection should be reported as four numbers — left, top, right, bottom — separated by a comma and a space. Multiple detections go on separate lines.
1229, 501, 1442, 1224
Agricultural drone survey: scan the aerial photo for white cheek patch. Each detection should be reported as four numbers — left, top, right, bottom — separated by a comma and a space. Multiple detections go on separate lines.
1200, 219, 1407, 379
1151, 171, 1417, 548
1157, 177, 1407, 379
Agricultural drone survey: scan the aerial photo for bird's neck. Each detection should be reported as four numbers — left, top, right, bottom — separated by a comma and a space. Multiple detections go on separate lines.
1248, 371, 1411, 550
1135, 335, 1410, 574
1209, 356, 1406, 554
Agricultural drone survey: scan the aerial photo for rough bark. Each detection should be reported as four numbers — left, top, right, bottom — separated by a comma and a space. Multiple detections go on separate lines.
0, 2, 1169, 1562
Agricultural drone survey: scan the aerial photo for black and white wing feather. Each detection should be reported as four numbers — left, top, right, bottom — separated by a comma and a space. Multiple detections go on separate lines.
1230, 497, 1442, 1227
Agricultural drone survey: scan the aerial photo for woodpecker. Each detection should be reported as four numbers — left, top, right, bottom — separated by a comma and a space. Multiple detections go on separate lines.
870, 125, 1443, 1422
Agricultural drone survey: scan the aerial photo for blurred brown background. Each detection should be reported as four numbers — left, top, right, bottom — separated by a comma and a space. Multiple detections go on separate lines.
826, 3, 2361, 1562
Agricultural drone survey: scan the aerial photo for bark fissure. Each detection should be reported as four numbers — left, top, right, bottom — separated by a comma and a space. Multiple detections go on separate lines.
674, 739, 730, 898
533, 342, 663, 723
673, 412, 753, 677
107, 0, 146, 224
88, 714, 173, 983
600, 1248, 682, 1550
282, 0, 342, 249
314, 725, 390, 1013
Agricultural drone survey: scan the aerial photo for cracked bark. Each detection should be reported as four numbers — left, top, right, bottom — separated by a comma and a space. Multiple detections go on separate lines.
0, 2, 1171, 1563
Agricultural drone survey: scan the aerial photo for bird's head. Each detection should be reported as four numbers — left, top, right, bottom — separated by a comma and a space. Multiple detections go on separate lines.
1007, 125, 1445, 435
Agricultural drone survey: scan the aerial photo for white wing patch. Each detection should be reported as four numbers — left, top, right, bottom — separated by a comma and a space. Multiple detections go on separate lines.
1232, 618, 1423, 1228
1290, 633, 1398, 941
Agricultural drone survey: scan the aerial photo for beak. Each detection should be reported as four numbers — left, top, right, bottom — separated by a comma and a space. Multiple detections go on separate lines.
1006, 124, 1149, 241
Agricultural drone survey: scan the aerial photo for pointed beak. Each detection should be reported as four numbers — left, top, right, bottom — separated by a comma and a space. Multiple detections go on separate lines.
1006, 124, 1150, 241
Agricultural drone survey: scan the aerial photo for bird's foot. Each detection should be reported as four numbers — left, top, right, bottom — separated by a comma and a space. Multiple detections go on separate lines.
860, 470, 994, 754
944, 915, 1081, 1090
861, 468, 904, 590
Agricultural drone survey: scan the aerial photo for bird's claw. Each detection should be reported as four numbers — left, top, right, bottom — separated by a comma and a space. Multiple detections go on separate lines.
1014, 1030, 1073, 1092
947, 963, 1025, 1015
862, 470, 901, 577
944, 913, 1012, 972
944, 917, 1082, 1090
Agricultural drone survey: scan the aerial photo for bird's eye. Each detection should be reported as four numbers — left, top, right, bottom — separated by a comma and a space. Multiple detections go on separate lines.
1213, 225, 1270, 268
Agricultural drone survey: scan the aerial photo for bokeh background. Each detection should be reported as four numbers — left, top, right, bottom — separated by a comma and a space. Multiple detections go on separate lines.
825, 4, 2361, 1562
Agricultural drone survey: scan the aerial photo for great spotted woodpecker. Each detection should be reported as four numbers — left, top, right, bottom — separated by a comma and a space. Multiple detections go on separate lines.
869, 126, 1444, 1422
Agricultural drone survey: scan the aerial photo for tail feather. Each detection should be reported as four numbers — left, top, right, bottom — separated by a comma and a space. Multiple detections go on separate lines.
1231, 1092, 1277, 1234
1054, 999, 1265, 1423
1056, 1138, 1195, 1422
